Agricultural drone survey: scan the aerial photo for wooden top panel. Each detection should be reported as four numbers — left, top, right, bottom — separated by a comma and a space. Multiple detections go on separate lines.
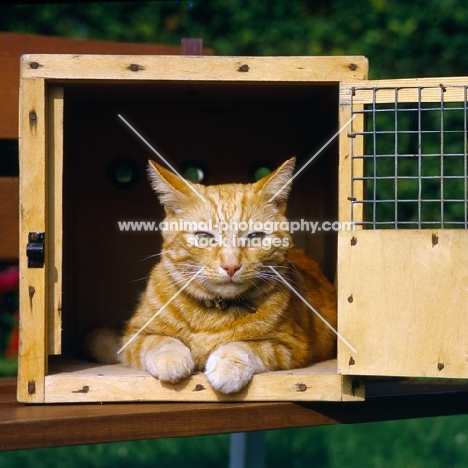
20, 55, 368, 82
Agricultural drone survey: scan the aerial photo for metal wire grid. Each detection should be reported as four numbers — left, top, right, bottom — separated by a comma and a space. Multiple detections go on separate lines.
349, 85, 468, 229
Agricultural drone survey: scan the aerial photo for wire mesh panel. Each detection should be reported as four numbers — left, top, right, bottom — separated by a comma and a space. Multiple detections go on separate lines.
348, 84, 468, 229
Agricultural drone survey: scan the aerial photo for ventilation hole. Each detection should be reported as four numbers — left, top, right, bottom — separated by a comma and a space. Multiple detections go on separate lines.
250, 161, 273, 181
107, 157, 140, 189
179, 160, 207, 183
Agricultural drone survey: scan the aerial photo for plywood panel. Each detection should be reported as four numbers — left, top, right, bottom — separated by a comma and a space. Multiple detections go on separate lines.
337, 230, 468, 378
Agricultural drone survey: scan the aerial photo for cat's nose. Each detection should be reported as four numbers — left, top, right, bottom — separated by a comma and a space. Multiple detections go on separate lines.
221, 263, 241, 277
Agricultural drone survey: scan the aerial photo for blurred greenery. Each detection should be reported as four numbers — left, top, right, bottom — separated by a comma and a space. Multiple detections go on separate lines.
1, 1, 468, 466
1, 0, 468, 79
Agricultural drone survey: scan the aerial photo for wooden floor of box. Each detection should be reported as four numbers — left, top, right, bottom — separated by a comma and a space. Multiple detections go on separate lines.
45, 358, 365, 403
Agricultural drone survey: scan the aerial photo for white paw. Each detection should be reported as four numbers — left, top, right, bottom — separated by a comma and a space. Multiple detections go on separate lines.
145, 339, 195, 383
205, 343, 265, 394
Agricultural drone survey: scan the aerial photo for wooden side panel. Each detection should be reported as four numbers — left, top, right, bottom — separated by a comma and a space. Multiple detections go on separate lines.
17, 78, 47, 403
47, 87, 64, 355
337, 230, 468, 378
44, 359, 365, 403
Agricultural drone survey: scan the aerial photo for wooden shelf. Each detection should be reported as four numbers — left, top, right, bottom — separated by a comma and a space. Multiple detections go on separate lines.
2, 377, 468, 452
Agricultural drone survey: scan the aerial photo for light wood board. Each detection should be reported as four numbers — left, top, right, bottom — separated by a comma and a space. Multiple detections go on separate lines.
338, 230, 468, 379
18, 78, 47, 403
21, 55, 368, 83
46, 86, 64, 355
43, 359, 365, 403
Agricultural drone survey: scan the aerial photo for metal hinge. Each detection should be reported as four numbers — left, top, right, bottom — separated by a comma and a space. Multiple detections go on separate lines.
26, 232, 45, 268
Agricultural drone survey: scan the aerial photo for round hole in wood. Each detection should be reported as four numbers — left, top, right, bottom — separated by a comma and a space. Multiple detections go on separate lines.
107, 157, 140, 190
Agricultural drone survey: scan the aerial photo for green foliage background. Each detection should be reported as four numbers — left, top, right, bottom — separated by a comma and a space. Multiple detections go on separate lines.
2, 1, 468, 466
2, 0, 468, 79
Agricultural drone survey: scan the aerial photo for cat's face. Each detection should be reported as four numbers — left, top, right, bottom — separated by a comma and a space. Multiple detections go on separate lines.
148, 158, 295, 300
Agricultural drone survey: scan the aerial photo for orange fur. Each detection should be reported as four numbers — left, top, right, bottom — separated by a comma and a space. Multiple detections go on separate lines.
121, 157, 336, 394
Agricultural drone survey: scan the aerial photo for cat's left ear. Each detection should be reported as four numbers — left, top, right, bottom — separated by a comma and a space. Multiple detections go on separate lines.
254, 157, 296, 213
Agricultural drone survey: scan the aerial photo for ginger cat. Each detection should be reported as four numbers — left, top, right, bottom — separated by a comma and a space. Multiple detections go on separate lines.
119, 157, 336, 394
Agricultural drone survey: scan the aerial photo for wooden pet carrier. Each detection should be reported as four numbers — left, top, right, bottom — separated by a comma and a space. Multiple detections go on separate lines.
18, 54, 468, 404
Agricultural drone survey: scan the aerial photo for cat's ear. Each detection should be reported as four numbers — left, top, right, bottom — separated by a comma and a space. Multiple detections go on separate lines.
147, 160, 194, 214
254, 157, 296, 213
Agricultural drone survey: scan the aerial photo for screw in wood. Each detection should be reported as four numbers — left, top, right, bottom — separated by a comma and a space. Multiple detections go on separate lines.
296, 383, 307, 392
28, 381, 36, 394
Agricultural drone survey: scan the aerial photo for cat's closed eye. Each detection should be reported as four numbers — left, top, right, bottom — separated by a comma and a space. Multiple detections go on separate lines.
246, 232, 266, 240
195, 231, 214, 240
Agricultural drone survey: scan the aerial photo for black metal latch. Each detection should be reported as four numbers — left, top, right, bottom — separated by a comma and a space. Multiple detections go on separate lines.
26, 232, 45, 268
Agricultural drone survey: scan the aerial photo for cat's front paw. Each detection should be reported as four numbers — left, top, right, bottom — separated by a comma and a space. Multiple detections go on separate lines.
205, 343, 265, 394
145, 338, 195, 383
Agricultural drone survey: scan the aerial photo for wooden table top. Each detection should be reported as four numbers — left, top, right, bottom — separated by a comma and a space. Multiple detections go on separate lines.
2, 377, 468, 451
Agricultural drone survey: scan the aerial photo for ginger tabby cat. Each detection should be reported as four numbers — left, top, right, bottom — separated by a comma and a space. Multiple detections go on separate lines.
114, 157, 337, 394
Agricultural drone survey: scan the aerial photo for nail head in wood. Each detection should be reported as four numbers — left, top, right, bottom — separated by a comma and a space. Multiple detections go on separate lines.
296, 383, 307, 392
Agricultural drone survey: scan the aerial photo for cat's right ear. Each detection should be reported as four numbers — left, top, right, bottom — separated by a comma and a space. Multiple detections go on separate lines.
254, 157, 296, 213
147, 160, 193, 214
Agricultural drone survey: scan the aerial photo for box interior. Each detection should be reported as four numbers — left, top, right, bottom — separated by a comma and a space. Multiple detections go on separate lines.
60, 81, 339, 359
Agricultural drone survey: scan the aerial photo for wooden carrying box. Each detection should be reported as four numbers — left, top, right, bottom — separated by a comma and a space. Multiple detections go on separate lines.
19, 54, 368, 403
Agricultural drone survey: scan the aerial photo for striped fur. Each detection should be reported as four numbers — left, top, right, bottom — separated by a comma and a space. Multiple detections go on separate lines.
121, 158, 337, 394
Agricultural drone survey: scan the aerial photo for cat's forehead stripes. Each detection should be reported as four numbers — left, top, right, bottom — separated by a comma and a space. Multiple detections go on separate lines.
203, 185, 251, 222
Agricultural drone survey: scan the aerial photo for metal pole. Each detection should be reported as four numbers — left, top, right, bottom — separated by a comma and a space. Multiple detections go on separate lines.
229, 431, 266, 468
